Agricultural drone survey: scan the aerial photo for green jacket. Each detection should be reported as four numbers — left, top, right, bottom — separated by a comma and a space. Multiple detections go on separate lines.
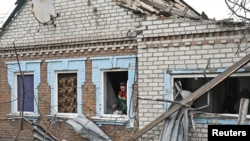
117, 91, 127, 114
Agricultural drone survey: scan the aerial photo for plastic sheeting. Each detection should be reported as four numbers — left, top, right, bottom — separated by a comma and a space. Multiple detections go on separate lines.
66, 116, 111, 141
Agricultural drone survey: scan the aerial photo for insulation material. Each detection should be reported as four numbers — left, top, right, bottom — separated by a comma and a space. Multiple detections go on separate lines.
66, 116, 111, 141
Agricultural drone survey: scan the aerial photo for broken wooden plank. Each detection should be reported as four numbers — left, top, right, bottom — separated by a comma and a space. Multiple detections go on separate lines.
174, 0, 200, 17
119, 0, 159, 15
237, 98, 249, 125
127, 53, 250, 141
166, 1, 175, 12
138, 96, 190, 107
181, 7, 189, 16
119, 0, 200, 19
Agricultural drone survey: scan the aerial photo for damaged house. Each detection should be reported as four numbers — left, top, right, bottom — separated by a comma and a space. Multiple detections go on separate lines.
0, 0, 250, 140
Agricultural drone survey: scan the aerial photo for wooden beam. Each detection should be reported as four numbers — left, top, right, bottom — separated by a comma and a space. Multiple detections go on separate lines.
138, 96, 190, 107
166, 1, 175, 12
127, 53, 250, 141
237, 98, 249, 125
181, 7, 189, 16
119, 0, 200, 19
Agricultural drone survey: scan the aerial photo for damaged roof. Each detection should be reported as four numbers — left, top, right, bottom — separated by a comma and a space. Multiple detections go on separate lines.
117, 0, 201, 19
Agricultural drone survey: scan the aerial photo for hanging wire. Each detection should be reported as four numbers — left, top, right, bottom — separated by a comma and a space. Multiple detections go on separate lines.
13, 42, 26, 132
128, 56, 139, 130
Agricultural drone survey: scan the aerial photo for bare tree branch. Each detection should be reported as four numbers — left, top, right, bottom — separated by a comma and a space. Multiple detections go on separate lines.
225, 0, 250, 21
224, 0, 250, 55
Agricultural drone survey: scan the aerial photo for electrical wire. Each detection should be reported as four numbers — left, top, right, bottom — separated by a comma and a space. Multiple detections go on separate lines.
127, 55, 140, 134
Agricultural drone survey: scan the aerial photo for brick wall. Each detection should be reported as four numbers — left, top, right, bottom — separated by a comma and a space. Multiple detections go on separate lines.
0, 0, 250, 140
0, 0, 142, 47
0, 0, 139, 133
0, 46, 137, 140
188, 123, 208, 141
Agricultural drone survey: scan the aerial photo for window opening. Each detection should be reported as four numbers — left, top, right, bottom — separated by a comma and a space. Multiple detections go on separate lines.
103, 71, 128, 115
173, 75, 250, 114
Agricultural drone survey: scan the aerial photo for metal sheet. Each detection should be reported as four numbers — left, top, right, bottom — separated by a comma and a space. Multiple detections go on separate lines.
66, 116, 112, 141
33, 124, 60, 141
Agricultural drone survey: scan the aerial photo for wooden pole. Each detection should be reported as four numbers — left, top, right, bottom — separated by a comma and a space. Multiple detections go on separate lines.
237, 98, 249, 125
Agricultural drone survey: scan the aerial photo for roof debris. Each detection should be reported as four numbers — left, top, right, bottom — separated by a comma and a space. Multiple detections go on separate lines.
117, 0, 201, 19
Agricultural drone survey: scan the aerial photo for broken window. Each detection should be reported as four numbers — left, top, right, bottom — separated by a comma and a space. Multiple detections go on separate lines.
17, 74, 34, 112
172, 74, 250, 114
102, 70, 128, 115
57, 73, 77, 113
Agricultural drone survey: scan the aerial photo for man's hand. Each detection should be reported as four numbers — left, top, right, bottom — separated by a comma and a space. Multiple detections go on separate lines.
118, 110, 123, 114
112, 104, 117, 109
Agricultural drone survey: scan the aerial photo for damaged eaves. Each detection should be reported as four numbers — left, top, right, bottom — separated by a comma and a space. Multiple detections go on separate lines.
215, 18, 247, 27
117, 0, 201, 19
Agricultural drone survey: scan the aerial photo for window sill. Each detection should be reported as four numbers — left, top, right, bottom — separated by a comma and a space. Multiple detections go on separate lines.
192, 112, 250, 124
46, 114, 79, 123
91, 116, 132, 128
7, 113, 40, 122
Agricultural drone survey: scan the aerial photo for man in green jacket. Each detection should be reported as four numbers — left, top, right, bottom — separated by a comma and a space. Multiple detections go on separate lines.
113, 82, 127, 115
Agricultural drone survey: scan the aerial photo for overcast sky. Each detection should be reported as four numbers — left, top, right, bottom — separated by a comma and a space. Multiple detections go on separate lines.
185, 0, 230, 20
0, 0, 16, 14
0, 0, 16, 25
0, 0, 230, 24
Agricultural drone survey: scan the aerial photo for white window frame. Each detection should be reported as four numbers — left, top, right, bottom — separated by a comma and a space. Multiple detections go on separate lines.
54, 71, 78, 118
101, 69, 129, 118
13, 72, 35, 115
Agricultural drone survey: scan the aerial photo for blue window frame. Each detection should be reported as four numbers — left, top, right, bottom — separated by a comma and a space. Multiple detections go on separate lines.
6, 60, 41, 121
90, 55, 136, 127
164, 68, 250, 124
46, 58, 86, 117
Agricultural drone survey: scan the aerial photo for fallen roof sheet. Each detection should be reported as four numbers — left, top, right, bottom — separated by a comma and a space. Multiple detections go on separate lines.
33, 124, 60, 141
159, 89, 192, 141
66, 116, 111, 141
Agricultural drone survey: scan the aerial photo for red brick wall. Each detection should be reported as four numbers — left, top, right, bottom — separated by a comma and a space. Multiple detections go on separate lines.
0, 46, 137, 141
